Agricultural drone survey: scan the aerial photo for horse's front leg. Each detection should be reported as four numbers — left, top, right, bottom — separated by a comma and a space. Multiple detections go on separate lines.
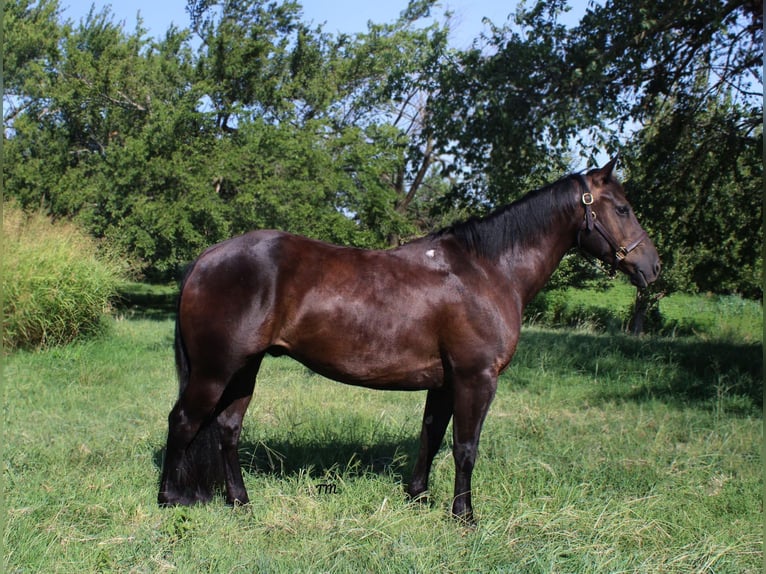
450, 370, 498, 523
407, 386, 453, 503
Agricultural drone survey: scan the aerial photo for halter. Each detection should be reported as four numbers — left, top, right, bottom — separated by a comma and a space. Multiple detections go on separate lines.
577, 180, 648, 276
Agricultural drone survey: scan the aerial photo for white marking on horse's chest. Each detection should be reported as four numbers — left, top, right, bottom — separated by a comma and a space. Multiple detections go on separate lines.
426, 249, 436, 259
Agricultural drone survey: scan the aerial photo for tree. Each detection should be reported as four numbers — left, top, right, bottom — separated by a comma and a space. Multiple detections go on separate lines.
622, 90, 762, 299
187, 0, 303, 131
324, 3, 452, 243
6, 0, 457, 277
427, 0, 762, 304
5, 0, 760, 296
3, 4, 231, 279
570, 0, 762, 128
430, 1, 583, 208
568, 0, 763, 299
3, 0, 63, 125
4, 0, 69, 212
187, 0, 453, 246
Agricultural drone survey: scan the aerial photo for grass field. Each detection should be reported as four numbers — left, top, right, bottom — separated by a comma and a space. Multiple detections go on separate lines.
3, 295, 763, 572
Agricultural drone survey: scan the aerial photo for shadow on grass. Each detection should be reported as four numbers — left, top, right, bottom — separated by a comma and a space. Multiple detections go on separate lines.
114, 283, 178, 321
152, 434, 420, 492
237, 435, 419, 479
517, 329, 763, 412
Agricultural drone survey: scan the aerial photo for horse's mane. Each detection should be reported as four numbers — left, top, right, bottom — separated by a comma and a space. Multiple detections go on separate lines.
433, 174, 584, 260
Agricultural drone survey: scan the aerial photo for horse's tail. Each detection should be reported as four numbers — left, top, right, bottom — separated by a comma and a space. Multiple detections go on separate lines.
174, 311, 191, 398
174, 261, 196, 396
176, 421, 226, 503
167, 263, 226, 502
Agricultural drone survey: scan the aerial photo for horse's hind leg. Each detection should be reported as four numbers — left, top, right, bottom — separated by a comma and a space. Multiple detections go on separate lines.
407, 387, 454, 503
215, 356, 262, 505
159, 378, 228, 506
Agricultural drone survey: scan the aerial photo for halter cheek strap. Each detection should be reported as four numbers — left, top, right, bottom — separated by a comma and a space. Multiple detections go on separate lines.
579, 191, 649, 275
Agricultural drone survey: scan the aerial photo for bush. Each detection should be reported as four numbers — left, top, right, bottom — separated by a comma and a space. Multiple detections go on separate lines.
525, 282, 763, 339
525, 287, 630, 332
2, 205, 126, 350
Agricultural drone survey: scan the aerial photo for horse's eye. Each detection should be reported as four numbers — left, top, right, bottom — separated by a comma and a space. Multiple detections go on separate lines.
616, 205, 630, 216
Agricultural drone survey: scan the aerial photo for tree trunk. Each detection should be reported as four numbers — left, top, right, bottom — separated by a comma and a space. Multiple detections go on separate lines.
629, 288, 664, 335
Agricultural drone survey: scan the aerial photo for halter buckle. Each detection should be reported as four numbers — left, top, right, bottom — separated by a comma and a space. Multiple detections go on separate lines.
582, 192, 594, 205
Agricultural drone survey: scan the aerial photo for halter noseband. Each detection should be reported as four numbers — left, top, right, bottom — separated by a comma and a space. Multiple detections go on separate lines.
577, 180, 648, 276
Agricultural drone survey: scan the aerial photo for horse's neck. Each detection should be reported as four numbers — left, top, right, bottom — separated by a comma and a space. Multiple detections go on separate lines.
499, 216, 579, 307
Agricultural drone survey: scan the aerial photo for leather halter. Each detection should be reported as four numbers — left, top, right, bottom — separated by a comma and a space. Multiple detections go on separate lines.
577, 180, 648, 276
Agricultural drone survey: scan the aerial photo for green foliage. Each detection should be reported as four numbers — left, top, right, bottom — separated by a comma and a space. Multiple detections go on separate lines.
2, 0, 761, 296
3, 0, 63, 100
431, 5, 580, 206
4, 0, 449, 278
3, 3, 227, 280
569, 0, 762, 125
428, 0, 761, 296
623, 93, 763, 298
4, 316, 761, 571
1, 205, 126, 350
526, 288, 626, 333
188, 0, 304, 129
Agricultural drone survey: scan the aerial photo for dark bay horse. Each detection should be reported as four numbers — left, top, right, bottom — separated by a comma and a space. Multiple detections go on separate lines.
158, 159, 660, 522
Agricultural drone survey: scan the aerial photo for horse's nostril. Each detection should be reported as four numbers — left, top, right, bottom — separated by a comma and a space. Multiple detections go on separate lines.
654, 261, 661, 275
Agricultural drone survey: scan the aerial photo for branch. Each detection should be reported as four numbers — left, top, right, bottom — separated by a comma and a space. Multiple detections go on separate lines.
69, 73, 149, 113
397, 136, 434, 213
3, 98, 32, 124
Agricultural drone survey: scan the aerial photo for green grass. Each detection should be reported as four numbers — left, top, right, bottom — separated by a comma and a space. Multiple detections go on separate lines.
115, 282, 179, 321
528, 280, 763, 340
3, 313, 762, 572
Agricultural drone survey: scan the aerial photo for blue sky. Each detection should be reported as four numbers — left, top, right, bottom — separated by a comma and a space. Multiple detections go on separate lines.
58, 1, 589, 49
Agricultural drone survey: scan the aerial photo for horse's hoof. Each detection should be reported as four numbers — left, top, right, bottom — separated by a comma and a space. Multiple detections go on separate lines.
451, 510, 476, 528
158, 490, 199, 507
406, 489, 430, 506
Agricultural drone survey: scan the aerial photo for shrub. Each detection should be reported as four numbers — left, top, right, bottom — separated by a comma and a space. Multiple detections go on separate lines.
525, 288, 628, 332
2, 205, 126, 350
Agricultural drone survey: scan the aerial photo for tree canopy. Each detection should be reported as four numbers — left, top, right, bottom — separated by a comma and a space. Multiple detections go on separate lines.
3, 0, 762, 298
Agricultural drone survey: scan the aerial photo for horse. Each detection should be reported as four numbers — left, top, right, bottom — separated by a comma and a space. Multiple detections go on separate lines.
158, 158, 660, 522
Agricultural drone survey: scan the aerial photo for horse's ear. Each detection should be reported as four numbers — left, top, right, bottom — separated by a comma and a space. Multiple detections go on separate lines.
593, 156, 618, 185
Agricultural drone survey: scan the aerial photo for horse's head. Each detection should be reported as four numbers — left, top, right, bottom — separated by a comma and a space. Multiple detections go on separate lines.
577, 158, 661, 288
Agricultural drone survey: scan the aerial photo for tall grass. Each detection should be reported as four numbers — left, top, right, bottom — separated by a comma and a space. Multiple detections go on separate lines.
2, 205, 126, 350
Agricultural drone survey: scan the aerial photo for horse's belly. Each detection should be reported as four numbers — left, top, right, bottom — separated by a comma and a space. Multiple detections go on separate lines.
270, 284, 453, 389
275, 330, 445, 390
300, 357, 446, 390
